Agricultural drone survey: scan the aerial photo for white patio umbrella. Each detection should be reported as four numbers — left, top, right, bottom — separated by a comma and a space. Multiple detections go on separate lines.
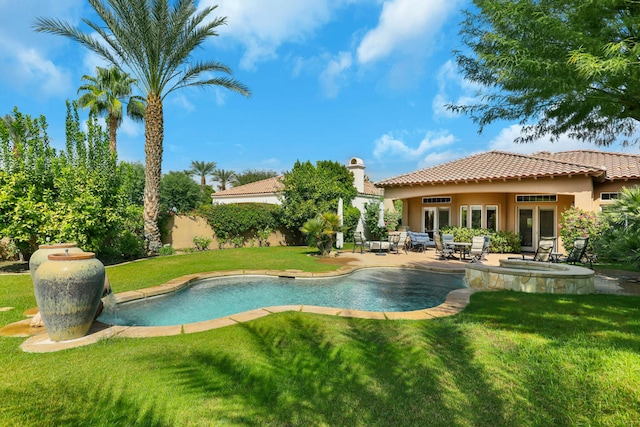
336, 198, 344, 249
378, 201, 385, 229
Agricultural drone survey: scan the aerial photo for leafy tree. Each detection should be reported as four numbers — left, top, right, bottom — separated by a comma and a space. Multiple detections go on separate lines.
159, 171, 203, 214
35, 0, 251, 253
119, 161, 146, 206
280, 160, 357, 241
212, 168, 236, 191
450, 0, 640, 146
187, 160, 217, 195
558, 206, 606, 252
0, 103, 145, 260
77, 66, 145, 153
231, 169, 279, 186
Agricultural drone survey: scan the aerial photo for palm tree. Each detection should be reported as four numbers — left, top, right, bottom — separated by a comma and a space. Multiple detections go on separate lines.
77, 66, 145, 153
187, 160, 217, 194
35, 0, 251, 252
212, 169, 236, 191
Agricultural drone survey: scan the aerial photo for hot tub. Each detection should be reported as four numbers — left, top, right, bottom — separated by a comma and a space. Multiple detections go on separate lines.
464, 259, 595, 294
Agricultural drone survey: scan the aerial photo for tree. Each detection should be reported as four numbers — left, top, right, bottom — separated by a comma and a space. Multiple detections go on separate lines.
187, 160, 217, 195
212, 168, 236, 191
300, 212, 342, 256
35, 0, 251, 253
231, 168, 278, 186
77, 66, 145, 153
160, 171, 203, 214
450, 0, 640, 146
280, 160, 357, 241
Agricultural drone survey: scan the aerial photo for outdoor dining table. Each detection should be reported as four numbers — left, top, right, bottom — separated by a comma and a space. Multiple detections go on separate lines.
449, 241, 471, 261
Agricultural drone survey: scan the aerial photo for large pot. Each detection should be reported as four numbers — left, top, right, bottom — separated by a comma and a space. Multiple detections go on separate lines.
33, 252, 105, 342
29, 243, 83, 281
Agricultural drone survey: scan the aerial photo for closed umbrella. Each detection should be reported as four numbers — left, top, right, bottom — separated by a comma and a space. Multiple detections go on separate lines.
336, 198, 344, 249
378, 201, 385, 229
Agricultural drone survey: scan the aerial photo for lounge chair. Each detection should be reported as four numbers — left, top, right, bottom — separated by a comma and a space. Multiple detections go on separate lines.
434, 233, 454, 259
469, 236, 486, 263
353, 232, 369, 254
510, 238, 555, 262
560, 238, 588, 265
482, 235, 491, 261
407, 231, 434, 252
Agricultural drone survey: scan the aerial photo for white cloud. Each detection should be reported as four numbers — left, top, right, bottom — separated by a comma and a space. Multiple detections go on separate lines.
356, 0, 461, 64
202, 0, 343, 70
432, 60, 482, 119
488, 124, 640, 154
373, 130, 456, 160
170, 93, 195, 112
319, 51, 353, 98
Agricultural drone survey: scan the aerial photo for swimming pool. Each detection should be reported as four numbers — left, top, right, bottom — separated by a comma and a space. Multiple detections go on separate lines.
98, 268, 464, 327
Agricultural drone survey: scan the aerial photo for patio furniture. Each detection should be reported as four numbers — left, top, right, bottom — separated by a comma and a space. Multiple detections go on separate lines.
481, 235, 491, 260
469, 236, 486, 263
434, 233, 454, 260
388, 233, 401, 254
509, 237, 555, 262
353, 232, 370, 254
450, 241, 471, 260
560, 238, 589, 265
406, 231, 434, 252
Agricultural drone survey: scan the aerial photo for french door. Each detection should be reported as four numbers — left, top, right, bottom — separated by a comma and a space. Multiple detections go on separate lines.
517, 207, 555, 251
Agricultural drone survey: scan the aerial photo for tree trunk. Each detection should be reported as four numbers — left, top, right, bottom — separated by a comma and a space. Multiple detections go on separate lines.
143, 93, 164, 254
108, 114, 118, 153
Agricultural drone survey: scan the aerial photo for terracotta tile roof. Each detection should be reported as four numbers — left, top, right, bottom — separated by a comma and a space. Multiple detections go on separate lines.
376, 150, 613, 187
211, 175, 383, 197
211, 176, 283, 197
532, 150, 640, 180
363, 180, 384, 196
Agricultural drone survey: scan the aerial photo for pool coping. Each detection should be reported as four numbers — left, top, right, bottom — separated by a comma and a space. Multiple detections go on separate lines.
16, 265, 473, 353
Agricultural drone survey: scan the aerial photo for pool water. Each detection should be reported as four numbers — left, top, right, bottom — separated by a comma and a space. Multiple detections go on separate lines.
98, 268, 464, 326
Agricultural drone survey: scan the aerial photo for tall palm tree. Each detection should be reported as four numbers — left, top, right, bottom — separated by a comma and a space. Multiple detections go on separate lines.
187, 160, 217, 194
77, 66, 145, 153
35, 0, 251, 252
212, 169, 236, 191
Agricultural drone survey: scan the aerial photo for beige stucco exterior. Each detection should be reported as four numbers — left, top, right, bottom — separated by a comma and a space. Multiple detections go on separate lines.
383, 174, 640, 252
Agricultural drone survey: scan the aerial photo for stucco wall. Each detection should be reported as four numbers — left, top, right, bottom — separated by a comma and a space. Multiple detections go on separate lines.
162, 215, 287, 249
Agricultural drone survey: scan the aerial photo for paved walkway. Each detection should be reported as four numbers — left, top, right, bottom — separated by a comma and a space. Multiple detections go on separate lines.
5, 248, 640, 353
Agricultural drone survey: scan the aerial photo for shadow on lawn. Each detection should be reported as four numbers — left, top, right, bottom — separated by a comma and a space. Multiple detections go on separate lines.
134, 313, 513, 426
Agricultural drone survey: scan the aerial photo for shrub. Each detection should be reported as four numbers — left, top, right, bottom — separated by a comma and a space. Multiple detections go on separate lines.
198, 203, 279, 245
558, 207, 606, 252
439, 226, 520, 253
193, 236, 212, 251
158, 245, 175, 256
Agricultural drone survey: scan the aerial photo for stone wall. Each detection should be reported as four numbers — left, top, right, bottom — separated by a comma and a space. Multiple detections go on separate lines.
465, 259, 595, 294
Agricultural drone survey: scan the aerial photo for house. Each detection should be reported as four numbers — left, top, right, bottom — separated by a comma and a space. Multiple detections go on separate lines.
375, 150, 640, 251
211, 157, 383, 232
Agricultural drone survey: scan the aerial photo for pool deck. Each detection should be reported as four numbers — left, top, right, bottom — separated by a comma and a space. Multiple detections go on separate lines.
6, 248, 640, 353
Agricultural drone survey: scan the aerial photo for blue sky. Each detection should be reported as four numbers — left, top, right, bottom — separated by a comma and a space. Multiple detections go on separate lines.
0, 0, 636, 183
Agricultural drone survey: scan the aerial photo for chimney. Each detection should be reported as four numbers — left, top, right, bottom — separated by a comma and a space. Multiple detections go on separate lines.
347, 157, 365, 193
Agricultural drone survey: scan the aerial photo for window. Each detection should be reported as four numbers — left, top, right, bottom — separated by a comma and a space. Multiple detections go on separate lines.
601, 192, 620, 201
422, 197, 451, 204
460, 206, 468, 227
516, 194, 557, 202
471, 206, 482, 229
486, 205, 498, 231
438, 208, 450, 229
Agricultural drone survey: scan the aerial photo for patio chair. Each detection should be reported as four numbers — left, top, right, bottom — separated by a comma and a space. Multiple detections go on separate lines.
469, 236, 486, 263
509, 237, 555, 262
398, 231, 408, 253
481, 235, 491, 261
560, 238, 588, 265
442, 233, 454, 248
434, 233, 454, 260
388, 233, 401, 254
353, 232, 370, 254
407, 231, 432, 252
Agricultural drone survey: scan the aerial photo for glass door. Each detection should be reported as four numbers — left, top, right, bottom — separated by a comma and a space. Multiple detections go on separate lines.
518, 208, 534, 251
423, 208, 436, 239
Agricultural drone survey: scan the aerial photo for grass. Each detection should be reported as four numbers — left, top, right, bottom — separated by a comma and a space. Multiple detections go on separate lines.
1, 247, 640, 425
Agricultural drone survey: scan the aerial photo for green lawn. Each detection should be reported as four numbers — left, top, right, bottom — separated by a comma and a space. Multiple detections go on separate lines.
1, 247, 639, 426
